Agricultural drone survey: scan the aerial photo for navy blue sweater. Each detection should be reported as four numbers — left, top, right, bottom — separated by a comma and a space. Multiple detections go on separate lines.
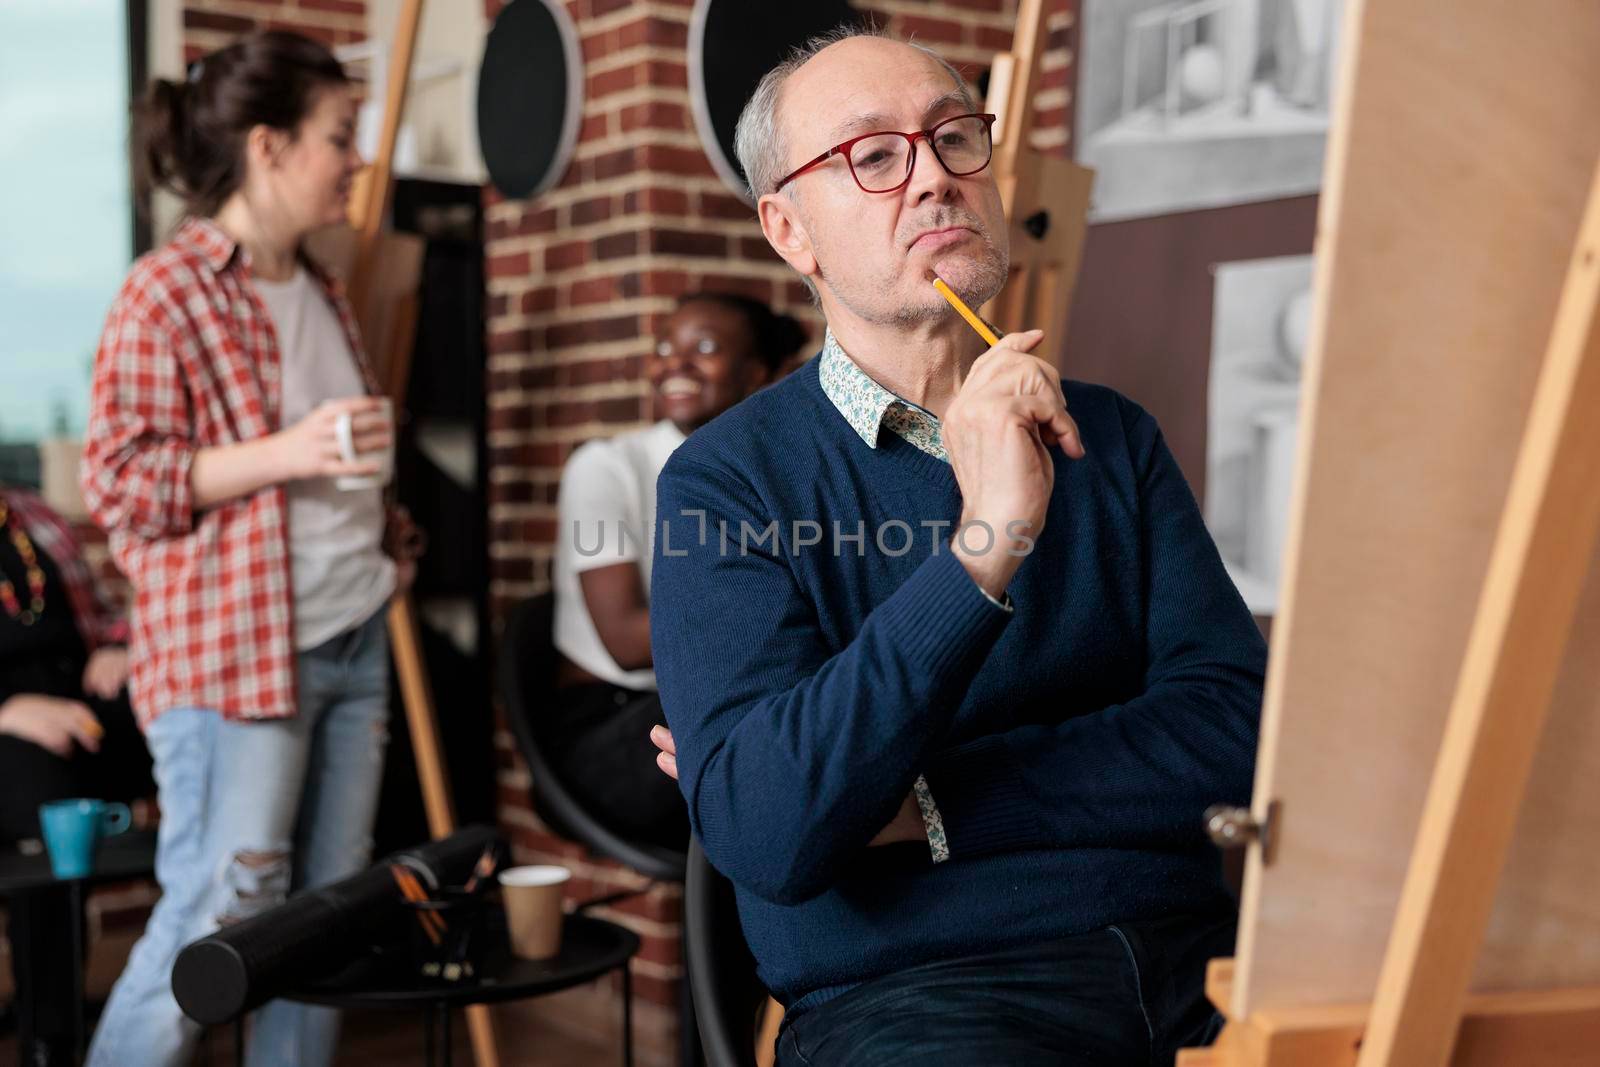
650, 356, 1265, 1008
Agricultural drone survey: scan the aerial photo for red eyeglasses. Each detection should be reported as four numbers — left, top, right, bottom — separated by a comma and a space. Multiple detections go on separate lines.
772, 112, 998, 195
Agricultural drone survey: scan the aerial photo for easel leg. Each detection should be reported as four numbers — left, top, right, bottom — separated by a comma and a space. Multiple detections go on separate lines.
389, 595, 502, 1067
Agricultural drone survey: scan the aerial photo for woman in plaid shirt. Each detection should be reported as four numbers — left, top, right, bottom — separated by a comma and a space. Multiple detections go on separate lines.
80, 32, 416, 1067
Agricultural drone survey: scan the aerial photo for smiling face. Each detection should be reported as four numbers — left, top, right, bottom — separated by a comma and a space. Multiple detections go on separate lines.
757, 37, 1009, 327
256, 83, 363, 232
646, 300, 772, 434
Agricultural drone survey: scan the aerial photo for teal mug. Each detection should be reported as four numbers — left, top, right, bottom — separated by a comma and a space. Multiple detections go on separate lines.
38, 799, 132, 879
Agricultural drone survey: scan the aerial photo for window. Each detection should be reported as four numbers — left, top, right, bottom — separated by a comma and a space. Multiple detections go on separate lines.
0, 0, 141, 480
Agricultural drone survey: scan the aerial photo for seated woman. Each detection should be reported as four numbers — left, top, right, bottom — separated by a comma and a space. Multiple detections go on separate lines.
0, 483, 152, 1066
549, 293, 805, 851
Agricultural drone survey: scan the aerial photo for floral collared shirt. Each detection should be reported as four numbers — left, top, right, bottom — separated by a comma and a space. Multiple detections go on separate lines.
817, 330, 948, 459
816, 328, 956, 864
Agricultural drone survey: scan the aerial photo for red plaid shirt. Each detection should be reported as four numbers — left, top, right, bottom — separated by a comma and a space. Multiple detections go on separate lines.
81, 217, 381, 726
0, 486, 128, 652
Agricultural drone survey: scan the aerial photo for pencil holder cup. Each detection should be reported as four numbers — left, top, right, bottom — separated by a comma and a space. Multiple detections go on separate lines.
402, 888, 486, 981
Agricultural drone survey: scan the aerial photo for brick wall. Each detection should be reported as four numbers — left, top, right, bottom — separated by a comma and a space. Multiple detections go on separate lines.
482, 0, 1079, 1045
181, 0, 367, 63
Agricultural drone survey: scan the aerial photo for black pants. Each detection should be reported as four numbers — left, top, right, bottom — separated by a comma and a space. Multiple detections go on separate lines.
546, 683, 690, 852
777, 911, 1235, 1067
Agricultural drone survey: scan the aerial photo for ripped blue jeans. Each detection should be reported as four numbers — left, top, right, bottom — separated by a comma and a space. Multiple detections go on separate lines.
88, 609, 390, 1067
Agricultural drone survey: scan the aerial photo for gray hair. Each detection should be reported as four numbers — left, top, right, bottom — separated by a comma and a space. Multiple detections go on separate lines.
732, 25, 976, 203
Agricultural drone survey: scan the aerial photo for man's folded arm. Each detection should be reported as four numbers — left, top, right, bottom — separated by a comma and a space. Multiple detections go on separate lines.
923, 416, 1267, 860
650, 454, 1011, 905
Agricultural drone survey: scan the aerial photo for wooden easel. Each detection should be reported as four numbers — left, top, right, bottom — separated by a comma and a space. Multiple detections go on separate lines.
1179, 1, 1600, 1064
981, 0, 1095, 355
336, 2, 501, 1065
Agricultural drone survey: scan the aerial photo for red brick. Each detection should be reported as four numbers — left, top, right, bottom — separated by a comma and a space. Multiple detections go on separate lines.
698, 191, 755, 220
520, 288, 558, 314
975, 25, 1016, 51
643, 60, 688, 90
899, 15, 966, 44
568, 277, 616, 305
488, 404, 533, 432
620, 100, 688, 133
572, 198, 614, 227
299, 0, 364, 13
547, 314, 639, 347
640, 146, 716, 179
595, 232, 639, 260
587, 64, 637, 99
649, 229, 727, 257
568, 357, 635, 386
592, 147, 638, 181
488, 250, 532, 278
696, 274, 775, 302
544, 239, 588, 271
623, 186, 691, 215
598, 397, 643, 423
265, 19, 338, 45
183, 9, 254, 32
548, 400, 598, 427
738, 237, 782, 263
579, 113, 609, 142
488, 327, 531, 355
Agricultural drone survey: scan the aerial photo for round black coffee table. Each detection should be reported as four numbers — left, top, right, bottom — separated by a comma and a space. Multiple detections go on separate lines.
0, 830, 159, 1063
283, 913, 641, 1067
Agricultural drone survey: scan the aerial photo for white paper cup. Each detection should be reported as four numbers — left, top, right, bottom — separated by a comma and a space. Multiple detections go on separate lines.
333, 397, 394, 491
499, 865, 571, 959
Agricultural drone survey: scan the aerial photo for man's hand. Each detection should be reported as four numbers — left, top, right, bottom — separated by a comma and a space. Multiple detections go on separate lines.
81, 646, 130, 700
942, 330, 1084, 599
650, 724, 678, 780
0, 694, 103, 757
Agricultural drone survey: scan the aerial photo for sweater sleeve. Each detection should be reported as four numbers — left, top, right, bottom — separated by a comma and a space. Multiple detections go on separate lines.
650, 454, 1012, 905
921, 413, 1266, 860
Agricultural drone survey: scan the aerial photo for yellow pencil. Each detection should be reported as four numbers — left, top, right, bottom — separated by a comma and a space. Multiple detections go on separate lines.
931, 275, 1002, 347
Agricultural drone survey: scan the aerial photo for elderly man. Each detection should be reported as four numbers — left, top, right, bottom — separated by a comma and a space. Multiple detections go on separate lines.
647, 28, 1265, 1066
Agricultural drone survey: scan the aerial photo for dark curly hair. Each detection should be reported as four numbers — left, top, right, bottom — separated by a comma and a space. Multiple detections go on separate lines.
676, 292, 810, 374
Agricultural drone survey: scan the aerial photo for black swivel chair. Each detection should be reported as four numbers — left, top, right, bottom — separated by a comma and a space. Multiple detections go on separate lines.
684, 838, 768, 1067
498, 592, 698, 1062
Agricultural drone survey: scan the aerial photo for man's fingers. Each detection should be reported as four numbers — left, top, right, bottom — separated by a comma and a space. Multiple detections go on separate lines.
1012, 396, 1086, 458
649, 724, 676, 755
1001, 329, 1046, 353
656, 751, 679, 781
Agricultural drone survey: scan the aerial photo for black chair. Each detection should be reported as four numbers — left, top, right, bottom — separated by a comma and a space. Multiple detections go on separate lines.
684, 838, 768, 1067
498, 592, 698, 1063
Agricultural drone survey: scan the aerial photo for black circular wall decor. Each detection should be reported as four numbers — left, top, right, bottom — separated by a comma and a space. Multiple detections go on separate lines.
476, 0, 584, 199
688, 0, 862, 204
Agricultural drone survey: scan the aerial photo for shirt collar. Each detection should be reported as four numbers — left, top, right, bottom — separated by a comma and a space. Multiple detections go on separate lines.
817, 329, 941, 450
174, 216, 244, 273
172, 215, 347, 299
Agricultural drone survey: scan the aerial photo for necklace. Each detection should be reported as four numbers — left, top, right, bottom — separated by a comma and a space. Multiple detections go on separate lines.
0, 500, 47, 625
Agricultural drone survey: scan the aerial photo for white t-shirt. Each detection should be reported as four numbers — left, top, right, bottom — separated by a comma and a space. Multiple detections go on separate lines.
553, 419, 686, 690
253, 266, 396, 651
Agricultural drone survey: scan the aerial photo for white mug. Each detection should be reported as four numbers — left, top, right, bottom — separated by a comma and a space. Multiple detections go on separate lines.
333, 397, 395, 491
